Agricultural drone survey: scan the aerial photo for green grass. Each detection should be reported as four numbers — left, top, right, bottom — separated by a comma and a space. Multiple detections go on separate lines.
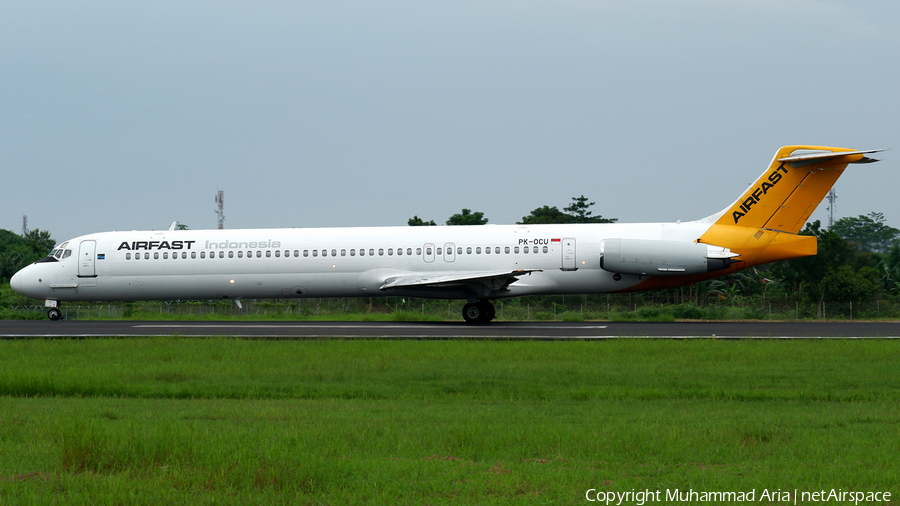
1, 339, 899, 504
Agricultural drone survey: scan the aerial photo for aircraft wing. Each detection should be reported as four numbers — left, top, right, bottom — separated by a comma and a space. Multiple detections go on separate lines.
380, 269, 543, 292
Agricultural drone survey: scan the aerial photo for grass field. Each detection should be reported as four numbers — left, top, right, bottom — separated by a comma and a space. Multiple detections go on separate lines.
0, 338, 898, 505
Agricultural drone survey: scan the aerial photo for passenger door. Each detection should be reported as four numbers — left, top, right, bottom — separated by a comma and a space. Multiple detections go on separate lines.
561, 238, 577, 271
78, 240, 97, 277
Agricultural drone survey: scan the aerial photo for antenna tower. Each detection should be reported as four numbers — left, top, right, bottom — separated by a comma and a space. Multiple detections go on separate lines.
215, 190, 225, 229
22, 215, 28, 236
825, 188, 837, 228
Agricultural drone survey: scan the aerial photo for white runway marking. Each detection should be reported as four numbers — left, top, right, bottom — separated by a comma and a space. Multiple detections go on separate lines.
134, 324, 609, 329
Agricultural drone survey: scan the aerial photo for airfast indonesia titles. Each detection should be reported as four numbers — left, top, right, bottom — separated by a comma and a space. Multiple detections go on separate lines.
116, 239, 284, 251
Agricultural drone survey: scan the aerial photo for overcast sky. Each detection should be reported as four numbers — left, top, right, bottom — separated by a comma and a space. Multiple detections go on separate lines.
2, 1, 897, 242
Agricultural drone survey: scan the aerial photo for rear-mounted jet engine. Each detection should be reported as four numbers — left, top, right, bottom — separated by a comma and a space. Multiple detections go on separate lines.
599, 238, 738, 276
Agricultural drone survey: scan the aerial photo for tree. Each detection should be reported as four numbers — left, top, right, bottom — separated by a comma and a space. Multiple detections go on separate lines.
0, 229, 49, 283
563, 195, 617, 223
24, 229, 55, 253
771, 220, 881, 312
519, 196, 617, 225
446, 209, 488, 226
518, 206, 572, 225
829, 212, 899, 253
176, 223, 189, 230
407, 215, 436, 226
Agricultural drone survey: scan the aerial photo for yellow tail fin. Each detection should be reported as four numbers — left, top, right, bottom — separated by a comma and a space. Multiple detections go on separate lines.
709, 145, 880, 234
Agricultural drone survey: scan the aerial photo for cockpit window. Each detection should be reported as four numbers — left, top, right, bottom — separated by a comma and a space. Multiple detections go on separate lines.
62, 250, 72, 259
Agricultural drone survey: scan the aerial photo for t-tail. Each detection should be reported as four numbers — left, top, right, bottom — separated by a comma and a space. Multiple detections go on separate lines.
615, 145, 882, 293
698, 145, 882, 269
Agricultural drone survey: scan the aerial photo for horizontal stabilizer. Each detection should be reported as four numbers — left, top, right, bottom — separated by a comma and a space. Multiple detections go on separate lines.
778, 149, 883, 166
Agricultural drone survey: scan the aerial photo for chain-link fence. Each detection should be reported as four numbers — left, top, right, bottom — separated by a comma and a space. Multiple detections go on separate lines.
5, 295, 900, 321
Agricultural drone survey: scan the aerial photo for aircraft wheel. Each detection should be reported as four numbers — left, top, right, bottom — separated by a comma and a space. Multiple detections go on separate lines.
463, 303, 483, 324
484, 301, 496, 321
463, 302, 494, 324
47, 308, 62, 321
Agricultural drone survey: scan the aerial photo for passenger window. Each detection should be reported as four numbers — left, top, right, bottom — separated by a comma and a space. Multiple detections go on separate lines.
313, 250, 318, 257
228, 251, 234, 258
294, 250, 299, 257
219, 251, 225, 258
341, 249, 346, 256
369, 249, 375, 256
476, 247, 482, 254
425, 247, 432, 255
377, 248, 383, 256
407, 248, 412, 255
523, 247, 528, 254
304, 250, 309, 257
466, 247, 472, 254
275, 250, 281, 258
191, 252, 197, 259
238, 251, 243, 258
514, 247, 520, 254
163, 252, 169, 259
360, 249, 365, 256
350, 249, 356, 256
436, 248, 442, 255
332, 249, 337, 257
485, 247, 490, 255
285, 250, 290, 257
388, 248, 393, 256
505, 246, 510, 254
543, 246, 548, 253
126, 253, 131, 260
416, 248, 422, 255
457, 247, 462, 255
322, 249, 328, 257
396, 248, 402, 256
495, 247, 500, 254
153, 252, 159, 259
266, 251, 271, 258
533, 246, 538, 253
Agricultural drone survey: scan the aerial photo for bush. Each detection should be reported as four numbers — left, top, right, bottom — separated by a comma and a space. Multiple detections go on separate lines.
671, 304, 705, 319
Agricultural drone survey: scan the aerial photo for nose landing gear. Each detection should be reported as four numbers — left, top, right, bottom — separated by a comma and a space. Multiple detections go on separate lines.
45, 300, 62, 320
462, 300, 495, 324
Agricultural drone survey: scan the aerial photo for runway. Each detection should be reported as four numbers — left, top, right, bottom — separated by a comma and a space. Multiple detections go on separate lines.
1, 320, 899, 339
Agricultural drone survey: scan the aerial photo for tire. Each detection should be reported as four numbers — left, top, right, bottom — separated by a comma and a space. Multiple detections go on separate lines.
463, 303, 482, 324
484, 302, 496, 321
47, 308, 62, 321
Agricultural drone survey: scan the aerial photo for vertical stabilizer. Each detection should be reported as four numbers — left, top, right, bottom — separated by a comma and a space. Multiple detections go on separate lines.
708, 146, 880, 234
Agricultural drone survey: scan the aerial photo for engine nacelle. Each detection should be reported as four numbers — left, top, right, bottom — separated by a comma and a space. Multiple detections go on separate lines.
599, 238, 738, 276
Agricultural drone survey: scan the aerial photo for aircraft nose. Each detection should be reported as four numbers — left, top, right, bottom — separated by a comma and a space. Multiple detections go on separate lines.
10, 269, 24, 294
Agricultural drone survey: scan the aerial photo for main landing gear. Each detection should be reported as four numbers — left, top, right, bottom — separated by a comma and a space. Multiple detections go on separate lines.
462, 300, 495, 324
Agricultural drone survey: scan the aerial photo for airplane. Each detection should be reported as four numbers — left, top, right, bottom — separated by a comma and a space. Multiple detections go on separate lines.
11, 145, 882, 323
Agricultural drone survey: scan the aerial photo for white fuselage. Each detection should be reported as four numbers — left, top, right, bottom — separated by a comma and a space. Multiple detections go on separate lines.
11, 221, 711, 303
